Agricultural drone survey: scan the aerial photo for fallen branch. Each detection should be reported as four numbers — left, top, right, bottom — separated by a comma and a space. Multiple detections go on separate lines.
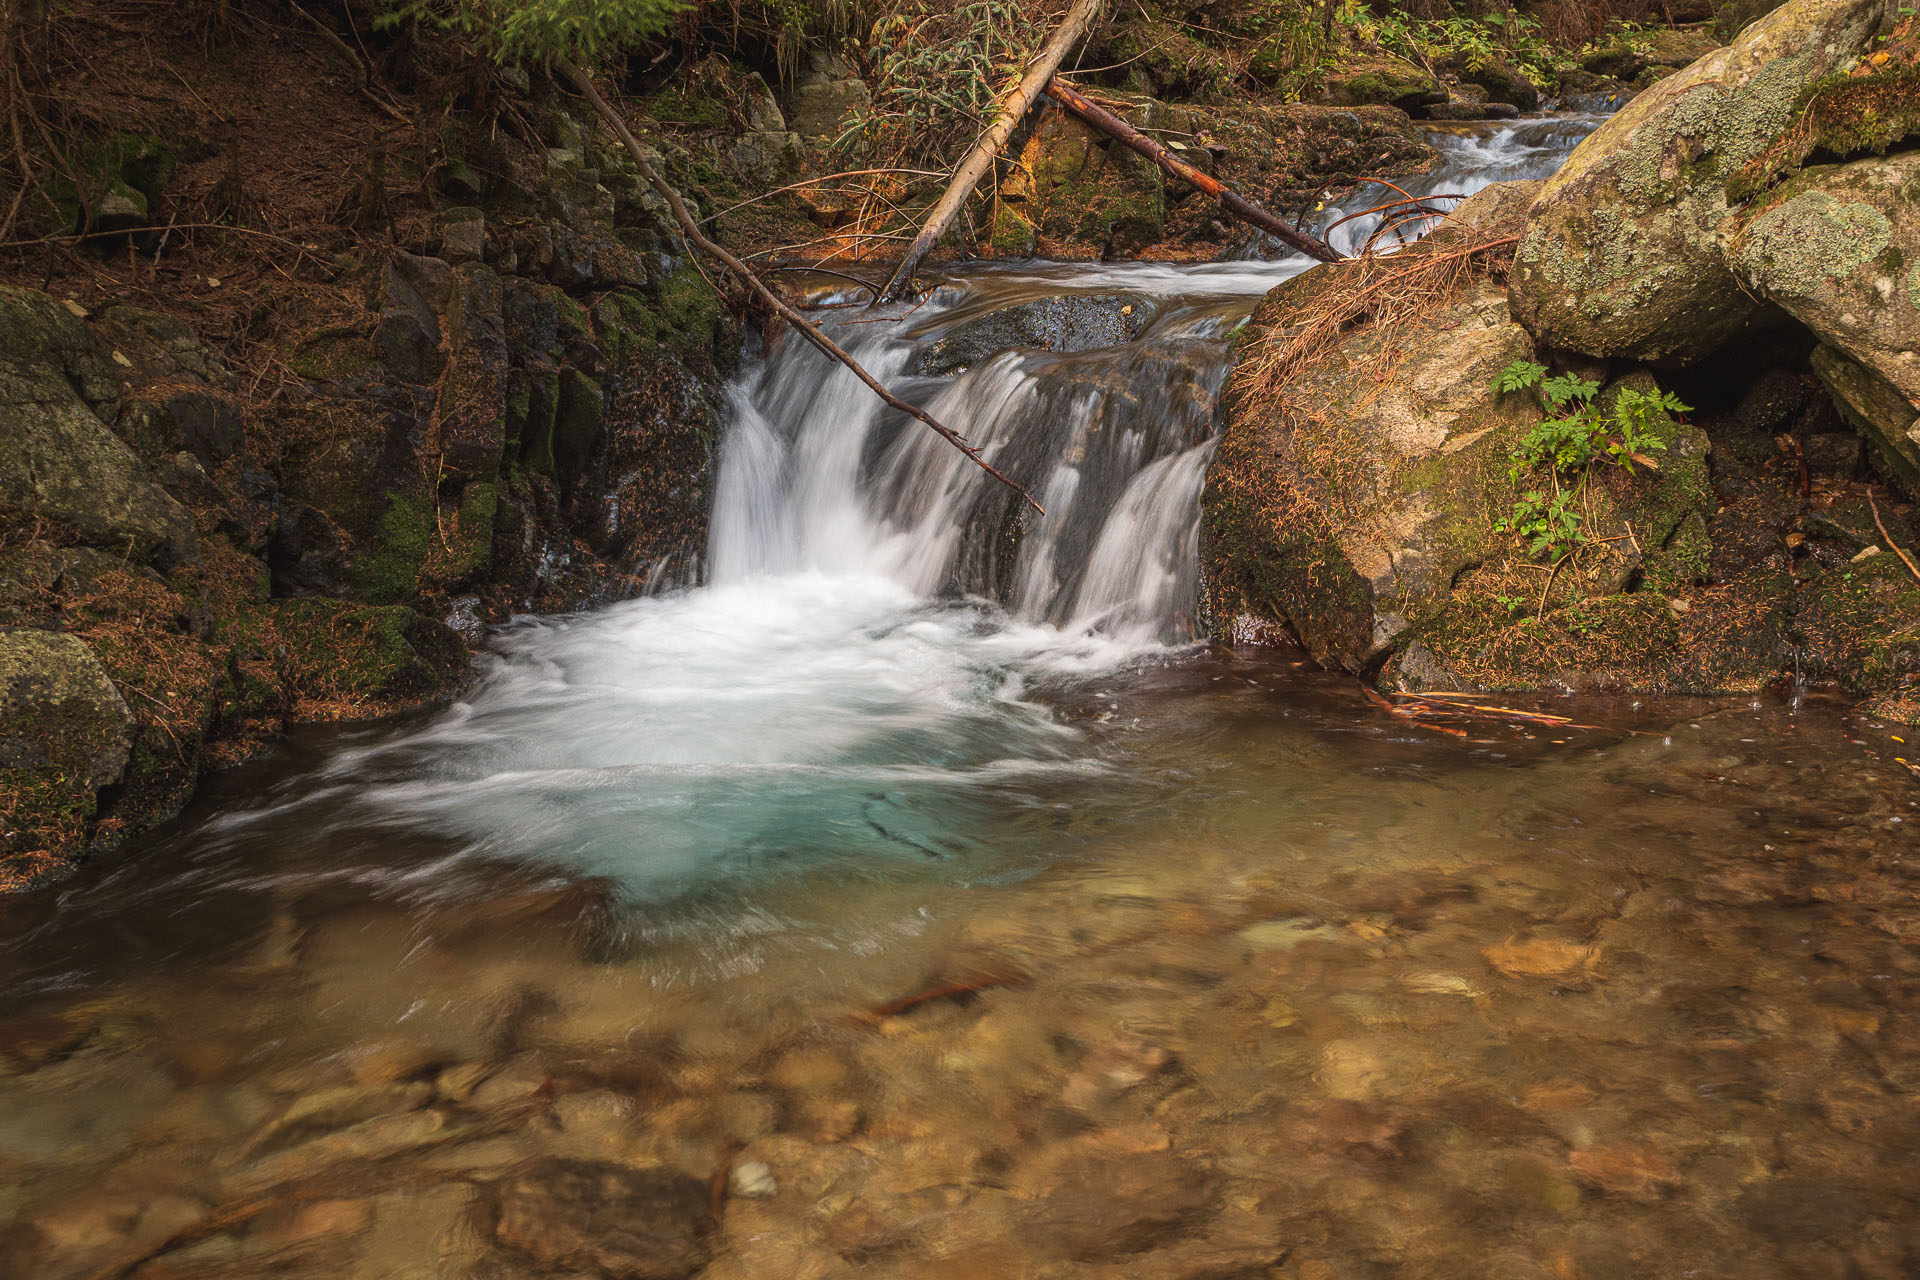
1044, 76, 1342, 264
873, 0, 1106, 303
287, 1, 408, 123
1869, 493, 1920, 585
561, 64, 1042, 514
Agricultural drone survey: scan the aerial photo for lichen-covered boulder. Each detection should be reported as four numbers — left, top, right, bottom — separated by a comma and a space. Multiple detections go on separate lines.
0, 628, 134, 888
1509, 0, 1890, 364
1725, 152, 1920, 486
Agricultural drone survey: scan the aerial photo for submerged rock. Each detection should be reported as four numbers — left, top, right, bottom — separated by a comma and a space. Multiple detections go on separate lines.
909, 294, 1149, 376
489, 1158, 711, 1278
1509, 0, 1891, 363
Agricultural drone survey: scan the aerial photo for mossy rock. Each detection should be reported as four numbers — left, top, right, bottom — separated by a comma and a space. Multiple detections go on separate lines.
1578, 27, 1722, 80
1799, 552, 1920, 691
0, 628, 134, 888
263, 599, 468, 715
1317, 56, 1445, 110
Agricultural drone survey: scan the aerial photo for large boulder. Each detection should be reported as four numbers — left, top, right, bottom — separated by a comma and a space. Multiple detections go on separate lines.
1725, 152, 1920, 486
1204, 272, 1543, 669
1509, 0, 1891, 364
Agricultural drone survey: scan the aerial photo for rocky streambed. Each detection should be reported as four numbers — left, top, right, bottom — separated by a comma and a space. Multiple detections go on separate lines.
2, 659, 1918, 1279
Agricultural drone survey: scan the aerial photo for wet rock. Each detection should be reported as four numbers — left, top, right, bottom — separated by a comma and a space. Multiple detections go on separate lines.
489, 1158, 711, 1279
1016, 1135, 1218, 1261
1509, 0, 1887, 363
729, 1160, 777, 1199
910, 294, 1149, 376
222, 1109, 455, 1194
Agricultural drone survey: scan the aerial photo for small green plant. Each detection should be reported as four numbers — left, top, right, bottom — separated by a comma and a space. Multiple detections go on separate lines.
373, 0, 686, 66
1491, 359, 1690, 565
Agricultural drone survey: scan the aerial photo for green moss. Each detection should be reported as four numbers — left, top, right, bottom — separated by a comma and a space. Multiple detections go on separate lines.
554, 369, 604, 483
290, 327, 374, 382
266, 599, 467, 710
356, 494, 433, 605
1799, 554, 1920, 690
442, 481, 498, 583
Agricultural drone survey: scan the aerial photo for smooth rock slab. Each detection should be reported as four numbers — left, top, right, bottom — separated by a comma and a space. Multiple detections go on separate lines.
489, 1158, 710, 1279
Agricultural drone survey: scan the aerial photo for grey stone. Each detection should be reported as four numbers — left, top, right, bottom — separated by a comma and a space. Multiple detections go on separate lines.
1726, 152, 1920, 429
0, 362, 198, 564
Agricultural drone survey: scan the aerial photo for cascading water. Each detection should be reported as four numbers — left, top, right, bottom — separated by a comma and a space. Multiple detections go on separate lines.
129, 117, 1604, 901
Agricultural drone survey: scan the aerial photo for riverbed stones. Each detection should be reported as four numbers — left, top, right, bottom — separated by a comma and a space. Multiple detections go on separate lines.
488, 1158, 710, 1278
1509, 0, 1893, 363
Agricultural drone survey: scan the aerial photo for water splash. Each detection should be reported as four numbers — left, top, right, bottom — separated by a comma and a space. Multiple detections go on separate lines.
195, 118, 1603, 894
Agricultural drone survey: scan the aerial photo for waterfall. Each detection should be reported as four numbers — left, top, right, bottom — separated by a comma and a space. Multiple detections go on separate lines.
189, 116, 1604, 896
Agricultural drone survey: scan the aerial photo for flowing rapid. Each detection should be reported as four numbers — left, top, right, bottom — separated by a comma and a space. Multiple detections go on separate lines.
115, 116, 1606, 903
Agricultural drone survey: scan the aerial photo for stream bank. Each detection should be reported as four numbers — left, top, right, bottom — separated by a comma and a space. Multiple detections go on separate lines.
1206, 0, 1920, 720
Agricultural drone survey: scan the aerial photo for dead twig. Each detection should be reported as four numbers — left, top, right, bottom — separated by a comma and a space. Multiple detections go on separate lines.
1869, 493, 1920, 585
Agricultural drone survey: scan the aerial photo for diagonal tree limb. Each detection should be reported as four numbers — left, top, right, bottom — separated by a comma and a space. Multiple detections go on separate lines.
1044, 76, 1343, 263
872, 0, 1107, 304
560, 62, 1043, 515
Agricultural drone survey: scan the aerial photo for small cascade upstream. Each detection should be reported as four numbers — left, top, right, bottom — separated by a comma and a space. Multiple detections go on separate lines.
89, 117, 1603, 901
